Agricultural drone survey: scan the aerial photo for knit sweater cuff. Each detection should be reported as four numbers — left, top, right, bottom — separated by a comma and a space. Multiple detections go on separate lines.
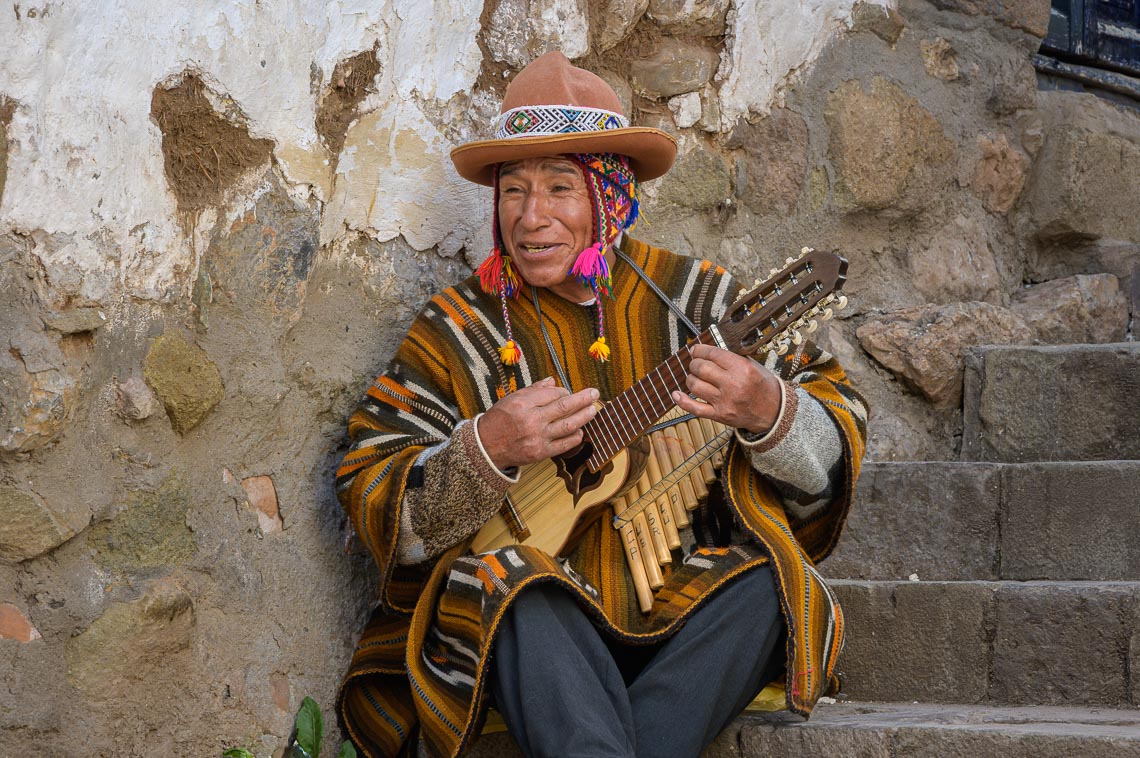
735, 379, 796, 452
396, 419, 516, 564
736, 384, 843, 504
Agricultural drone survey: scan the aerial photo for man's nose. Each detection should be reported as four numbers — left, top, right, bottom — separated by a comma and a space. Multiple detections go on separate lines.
519, 191, 552, 229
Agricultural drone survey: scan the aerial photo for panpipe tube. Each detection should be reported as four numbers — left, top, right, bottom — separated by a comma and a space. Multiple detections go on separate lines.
697, 417, 726, 468
638, 470, 681, 551
647, 469, 679, 547
673, 423, 710, 499
614, 502, 653, 613
645, 502, 672, 565
645, 442, 690, 529
632, 510, 665, 589
655, 431, 699, 512
685, 419, 717, 484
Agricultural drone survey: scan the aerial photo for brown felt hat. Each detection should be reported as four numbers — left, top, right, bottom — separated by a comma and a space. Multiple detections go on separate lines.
450, 51, 677, 186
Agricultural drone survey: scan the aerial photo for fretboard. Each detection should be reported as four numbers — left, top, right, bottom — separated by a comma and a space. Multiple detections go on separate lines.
584, 330, 717, 473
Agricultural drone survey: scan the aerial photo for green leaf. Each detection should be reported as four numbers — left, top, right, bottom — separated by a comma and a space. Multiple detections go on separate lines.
295, 696, 324, 757
222, 750, 256, 758
336, 742, 358, 758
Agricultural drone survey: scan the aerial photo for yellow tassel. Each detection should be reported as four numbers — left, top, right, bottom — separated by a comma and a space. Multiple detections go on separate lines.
498, 340, 521, 366
588, 336, 610, 362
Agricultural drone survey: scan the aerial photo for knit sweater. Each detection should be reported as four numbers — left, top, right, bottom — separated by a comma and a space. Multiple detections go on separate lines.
335, 237, 868, 758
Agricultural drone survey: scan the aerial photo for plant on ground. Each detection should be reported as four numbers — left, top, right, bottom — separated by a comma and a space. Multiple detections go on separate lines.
222, 696, 357, 758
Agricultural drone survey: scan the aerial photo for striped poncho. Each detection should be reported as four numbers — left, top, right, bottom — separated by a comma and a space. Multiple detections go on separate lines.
336, 237, 868, 757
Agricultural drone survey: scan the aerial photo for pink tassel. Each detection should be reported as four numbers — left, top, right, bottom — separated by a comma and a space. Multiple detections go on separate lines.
570, 244, 612, 296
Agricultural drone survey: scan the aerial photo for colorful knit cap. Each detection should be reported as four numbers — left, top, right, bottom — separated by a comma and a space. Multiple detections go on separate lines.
475, 153, 641, 366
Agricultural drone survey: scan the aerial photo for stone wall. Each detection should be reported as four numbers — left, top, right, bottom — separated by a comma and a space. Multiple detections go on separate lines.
1, 0, 1137, 755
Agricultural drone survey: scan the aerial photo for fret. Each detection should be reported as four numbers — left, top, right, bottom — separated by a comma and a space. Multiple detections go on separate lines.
611, 395, 636, 441
631, 382, 653, 422
595, 406, 621, 455
646, 373, 669, 407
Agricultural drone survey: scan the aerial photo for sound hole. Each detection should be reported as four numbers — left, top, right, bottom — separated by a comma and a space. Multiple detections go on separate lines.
553, 440, 612, 506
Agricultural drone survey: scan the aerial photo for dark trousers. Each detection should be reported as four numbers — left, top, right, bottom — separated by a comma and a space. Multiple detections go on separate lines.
490, 566, 786, 758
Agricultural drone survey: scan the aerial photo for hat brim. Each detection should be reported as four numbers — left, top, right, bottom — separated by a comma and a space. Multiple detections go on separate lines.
450, 127, 678, 186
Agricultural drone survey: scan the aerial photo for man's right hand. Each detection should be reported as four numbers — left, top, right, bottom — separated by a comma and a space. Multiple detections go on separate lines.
477, 377, 599, 471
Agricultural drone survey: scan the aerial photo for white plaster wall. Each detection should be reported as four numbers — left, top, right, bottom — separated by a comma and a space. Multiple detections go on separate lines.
0, 0, 483, 303
0, 0, 888, 304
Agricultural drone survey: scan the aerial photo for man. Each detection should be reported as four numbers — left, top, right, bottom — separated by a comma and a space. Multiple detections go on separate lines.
336, 52, 867, 758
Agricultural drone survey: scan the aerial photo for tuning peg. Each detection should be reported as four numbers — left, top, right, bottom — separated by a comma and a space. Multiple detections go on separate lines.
774, 341, 788, 355
805, 319, 818, 333
836, 295, 848, 309
737, 287, 748, 300
752, 278, 762, 289
821, 307, 834, 321
784, 257, 795, 266
791, 330, 804, 346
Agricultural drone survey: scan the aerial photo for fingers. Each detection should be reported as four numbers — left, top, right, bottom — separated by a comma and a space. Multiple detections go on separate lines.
671, 391, 712, 418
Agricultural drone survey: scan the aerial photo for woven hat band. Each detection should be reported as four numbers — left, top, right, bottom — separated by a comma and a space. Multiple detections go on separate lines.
493, 105, 630, 140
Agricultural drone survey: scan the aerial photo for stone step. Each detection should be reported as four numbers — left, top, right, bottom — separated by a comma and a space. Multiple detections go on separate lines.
961, 342, 1140, 463
468, 702, 1140, 757
708, 702, 1140, 757
831, 580, 1140, 708
824, 460, 1140, 582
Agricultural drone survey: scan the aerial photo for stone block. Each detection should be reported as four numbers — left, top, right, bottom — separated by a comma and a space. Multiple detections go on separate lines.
972, 134, 1029, 214
653, 143, 730, 210
88, 474, 196, 573
629, 39, 721, 98
1029, 125, 1140, 244
1001, 462, 1140, 580
737, 703, 1140, 757
143, 333, 224, 434
591, 0, 648, 52
856, 302, 1032, 407
921, 38, 959, 81
829, 580, 993, 703
908, 215, 1002, 305
825, 463, 1001, 581
41, 307, 107, 334
66, 577, 195, 700
0, 486, 78, 563
962, 344, 1140, 462
990, 582, 1137, 705
1010, 274, 1129, 345
726, 109, 808, 217
646, 0, 731, 35
825, 77, 955, 214
848, 2, 906, 45
484, 0, 590, 68
927, 0, 1052, 37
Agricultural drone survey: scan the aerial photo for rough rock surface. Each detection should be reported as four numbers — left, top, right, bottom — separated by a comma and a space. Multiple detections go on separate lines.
1028, 125, 1140, 243
646, 0, 732, 35
0, 486, 78, 563
826, 77, 956, 213
972, 133, 1030, 214
927, 0, 1053, 37
591, 0, 649, 52
628, 39, 722, 98
65, 578, 196, 699
908, 215, 1003, 304
847, 1, 906, 45
485, 0, 590, 68
727, 109, 809, 217
653, 142, 731, 210
142, 334, 225, 434
921, 38, 959, 81
856, 302, 1033, 406
1010, 274, 1129, 344
962, 343, 1140, 462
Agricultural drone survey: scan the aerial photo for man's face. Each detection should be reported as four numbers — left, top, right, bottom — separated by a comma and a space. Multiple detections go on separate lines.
497, 156, 594, 302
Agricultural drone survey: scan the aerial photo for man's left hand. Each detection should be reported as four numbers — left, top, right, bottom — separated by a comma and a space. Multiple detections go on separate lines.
671, 344, 782, 435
